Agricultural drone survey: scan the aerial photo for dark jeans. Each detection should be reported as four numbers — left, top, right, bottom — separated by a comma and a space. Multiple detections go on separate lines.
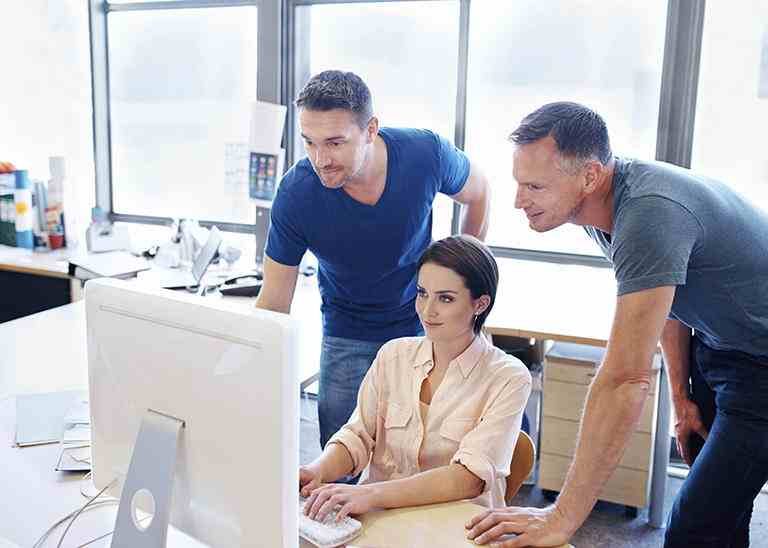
317, 335, 386, 449
664, 336, 768, 548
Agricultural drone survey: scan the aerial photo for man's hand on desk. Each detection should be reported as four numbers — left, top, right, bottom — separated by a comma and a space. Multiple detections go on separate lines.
465, 504, 574, 547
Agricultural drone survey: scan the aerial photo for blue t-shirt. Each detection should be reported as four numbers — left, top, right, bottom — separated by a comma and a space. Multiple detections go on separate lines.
585, 157, 768, 359
266, 127, 471, 342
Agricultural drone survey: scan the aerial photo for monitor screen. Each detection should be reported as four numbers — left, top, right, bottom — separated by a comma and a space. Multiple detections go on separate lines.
85, 278, 299, 547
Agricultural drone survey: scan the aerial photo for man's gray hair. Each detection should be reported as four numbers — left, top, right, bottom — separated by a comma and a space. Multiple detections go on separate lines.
295, 70, 373, 128
509, 101, 612, 174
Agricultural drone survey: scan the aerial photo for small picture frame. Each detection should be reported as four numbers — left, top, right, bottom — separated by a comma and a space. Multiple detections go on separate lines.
249, 152, 279, 201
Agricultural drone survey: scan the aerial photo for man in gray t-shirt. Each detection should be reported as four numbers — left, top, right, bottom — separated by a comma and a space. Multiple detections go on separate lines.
584, 157, 768, 359
465, 102, 768, 548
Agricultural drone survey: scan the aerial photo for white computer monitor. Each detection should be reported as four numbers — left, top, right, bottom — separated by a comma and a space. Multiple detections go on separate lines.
85, 278, 299, 547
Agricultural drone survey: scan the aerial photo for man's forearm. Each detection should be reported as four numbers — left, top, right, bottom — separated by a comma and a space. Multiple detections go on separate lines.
555, 373, 651, 533
371, 463, 483, 510
459, 177, 490, 241
660, 319, 693, 405
254, 293, 289, 314
460, 197, 489, 240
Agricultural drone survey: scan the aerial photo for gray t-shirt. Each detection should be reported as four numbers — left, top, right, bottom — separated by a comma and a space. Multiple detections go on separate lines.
585, 157, 768, 359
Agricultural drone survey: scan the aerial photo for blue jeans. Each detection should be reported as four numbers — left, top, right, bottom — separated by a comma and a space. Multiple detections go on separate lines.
664, 336, 768, 548
317, 335, 386, 449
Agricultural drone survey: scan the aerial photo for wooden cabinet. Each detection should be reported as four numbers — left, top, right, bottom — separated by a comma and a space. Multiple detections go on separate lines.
538, 342, 661, 509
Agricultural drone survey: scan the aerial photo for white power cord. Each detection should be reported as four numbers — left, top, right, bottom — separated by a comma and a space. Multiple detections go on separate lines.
32, 477, 117, 548
32, 501, 116, 548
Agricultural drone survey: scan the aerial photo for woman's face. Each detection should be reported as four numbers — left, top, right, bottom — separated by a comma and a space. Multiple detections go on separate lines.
415, 262, 488, 343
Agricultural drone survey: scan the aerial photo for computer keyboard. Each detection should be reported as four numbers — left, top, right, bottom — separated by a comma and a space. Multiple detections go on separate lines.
298, 496, 362, 548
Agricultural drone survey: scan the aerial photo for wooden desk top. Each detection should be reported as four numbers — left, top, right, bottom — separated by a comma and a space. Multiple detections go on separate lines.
300, 500, 572, 547
0, 244, 71, 279
0, 243, 619, 347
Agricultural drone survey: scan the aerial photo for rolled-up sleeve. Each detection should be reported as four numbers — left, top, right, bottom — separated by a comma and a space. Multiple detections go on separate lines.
452, 371, 532, 494
326, 356, 382, 476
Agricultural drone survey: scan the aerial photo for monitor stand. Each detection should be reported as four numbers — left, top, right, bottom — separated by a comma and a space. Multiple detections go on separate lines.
112, 409, 185, 548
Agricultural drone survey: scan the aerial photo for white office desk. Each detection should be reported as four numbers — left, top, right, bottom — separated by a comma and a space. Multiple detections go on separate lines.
0, 244, 71, 279
0, 267, 582, 547
0, 393, 569, 547
0, 275, 322, 398
0, 389, 552, 546
0, 258, 670, 533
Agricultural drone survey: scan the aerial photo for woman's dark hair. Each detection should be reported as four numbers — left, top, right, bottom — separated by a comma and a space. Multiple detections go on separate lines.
417, 235, 499, 334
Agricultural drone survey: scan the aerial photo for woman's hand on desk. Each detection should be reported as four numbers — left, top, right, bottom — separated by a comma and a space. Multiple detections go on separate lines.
299, 465, 324, 497
303, 483, 379, 522
465, 504, 573, 547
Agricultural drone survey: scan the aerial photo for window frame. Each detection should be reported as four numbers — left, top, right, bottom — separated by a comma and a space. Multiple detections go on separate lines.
89, 0, 281, 234
90, 0, 706, 264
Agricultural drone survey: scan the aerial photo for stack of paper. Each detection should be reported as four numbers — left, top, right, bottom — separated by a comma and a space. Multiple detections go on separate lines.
67, 250, 150, 281
56, 397, 91, 472
14, 390, 86, 447
13, 390, 92, 471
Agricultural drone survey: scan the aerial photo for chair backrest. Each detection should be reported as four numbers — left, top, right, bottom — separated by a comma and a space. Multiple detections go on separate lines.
505, 430, 536, 505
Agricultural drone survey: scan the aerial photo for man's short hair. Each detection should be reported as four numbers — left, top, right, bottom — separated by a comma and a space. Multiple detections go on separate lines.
295, 70, 373, 128
509, 102, 612, 171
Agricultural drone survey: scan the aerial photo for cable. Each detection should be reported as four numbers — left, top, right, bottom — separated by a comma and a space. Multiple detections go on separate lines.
32, 499, 117, 548
75, 515, 152, 548
34, 473, 154, 548
55, 479, 116, 548
80, 472, 95, 499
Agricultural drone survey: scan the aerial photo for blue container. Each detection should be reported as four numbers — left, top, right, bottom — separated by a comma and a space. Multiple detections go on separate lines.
14, 170, 34, 249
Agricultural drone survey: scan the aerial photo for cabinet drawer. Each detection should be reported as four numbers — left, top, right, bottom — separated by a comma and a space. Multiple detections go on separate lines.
539, 453, 649, 508
542, 380, 657, 433
545, 359, 659, 395
540, 416, 653, 471
544, 360, 598, 386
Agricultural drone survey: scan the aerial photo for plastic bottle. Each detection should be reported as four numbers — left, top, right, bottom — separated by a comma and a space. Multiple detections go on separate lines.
46, 157, 66, 249
14, 170, 34, 249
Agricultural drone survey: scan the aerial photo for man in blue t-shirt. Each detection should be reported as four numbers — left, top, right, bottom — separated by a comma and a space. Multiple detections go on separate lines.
465, 102, 768, 548
255, 71, 490, 450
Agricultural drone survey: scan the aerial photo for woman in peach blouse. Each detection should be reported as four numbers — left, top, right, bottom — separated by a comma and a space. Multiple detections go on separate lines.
300, 235, 532, 522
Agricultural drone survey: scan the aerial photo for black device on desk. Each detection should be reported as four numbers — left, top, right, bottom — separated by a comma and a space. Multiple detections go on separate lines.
218, 273, 262, 297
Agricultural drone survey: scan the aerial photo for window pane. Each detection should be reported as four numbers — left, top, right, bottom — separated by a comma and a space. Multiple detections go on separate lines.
466, 0, 667, 255
294, 1, 460, 238
0, 1, 94, 245
108, 6, 258, 223
691, 1, 768, 207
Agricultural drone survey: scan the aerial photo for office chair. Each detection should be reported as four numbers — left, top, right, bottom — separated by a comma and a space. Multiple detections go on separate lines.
505, 430, 536, 505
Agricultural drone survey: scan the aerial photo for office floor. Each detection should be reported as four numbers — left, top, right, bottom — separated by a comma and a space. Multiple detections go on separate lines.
299, 394, 768, 548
